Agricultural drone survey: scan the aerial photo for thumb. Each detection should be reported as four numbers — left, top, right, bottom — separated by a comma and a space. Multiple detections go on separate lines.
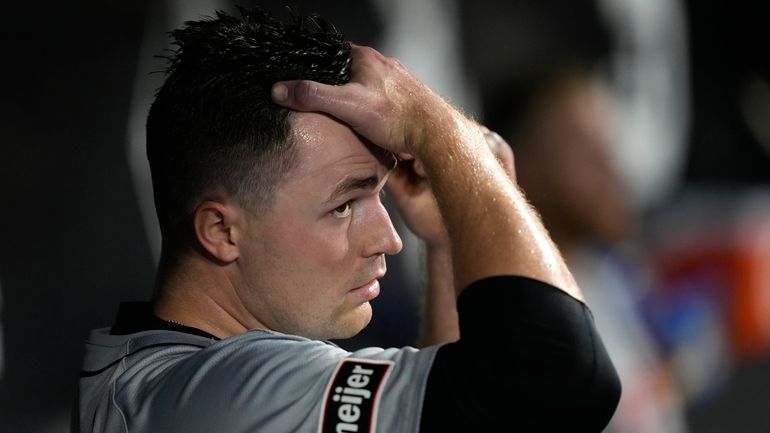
271, 80, 360, 121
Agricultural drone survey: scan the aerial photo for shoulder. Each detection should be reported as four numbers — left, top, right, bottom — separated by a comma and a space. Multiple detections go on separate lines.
113, 330, 440, 432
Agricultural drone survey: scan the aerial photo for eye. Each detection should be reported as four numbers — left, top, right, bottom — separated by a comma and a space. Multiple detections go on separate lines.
331, 201, 352, 218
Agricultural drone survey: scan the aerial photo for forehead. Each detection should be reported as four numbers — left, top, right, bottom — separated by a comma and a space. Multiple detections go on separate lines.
288, 112, 393, 180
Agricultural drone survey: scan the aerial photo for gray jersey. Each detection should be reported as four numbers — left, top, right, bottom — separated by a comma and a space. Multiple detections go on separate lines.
79, 328, 439, 433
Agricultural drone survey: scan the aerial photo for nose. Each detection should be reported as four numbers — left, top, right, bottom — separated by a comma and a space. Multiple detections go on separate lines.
361, 200, 403, 258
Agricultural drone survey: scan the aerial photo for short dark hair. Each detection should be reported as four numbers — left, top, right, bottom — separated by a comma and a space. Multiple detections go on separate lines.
146, 6, 351, 248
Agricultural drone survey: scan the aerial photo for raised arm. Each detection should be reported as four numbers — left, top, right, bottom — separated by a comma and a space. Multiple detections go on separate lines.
272, 45, 619, 431
386, 128, 517, 346
271, 45, 582, 302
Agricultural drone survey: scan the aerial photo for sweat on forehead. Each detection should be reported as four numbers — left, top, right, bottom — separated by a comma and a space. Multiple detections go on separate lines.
289, 111, 398, 170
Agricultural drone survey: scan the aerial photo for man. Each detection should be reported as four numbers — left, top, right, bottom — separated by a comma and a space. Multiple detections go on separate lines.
77, 7, 620, 432
481, 66, 689, 433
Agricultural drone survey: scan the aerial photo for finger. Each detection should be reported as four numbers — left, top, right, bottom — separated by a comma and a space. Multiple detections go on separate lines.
271, 44, 381, 112
271, 80, 359, 117
482, 128, 516, 181
351, 44, 386, 63
413, 159, 427, 178
385, 167, 412, 207
387, 161, 427, 196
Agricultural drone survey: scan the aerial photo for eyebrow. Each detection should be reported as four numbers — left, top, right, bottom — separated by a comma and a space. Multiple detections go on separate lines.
325, 175, 382, 205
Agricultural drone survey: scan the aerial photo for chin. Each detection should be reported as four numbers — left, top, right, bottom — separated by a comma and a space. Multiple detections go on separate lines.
330, 304, 373, 340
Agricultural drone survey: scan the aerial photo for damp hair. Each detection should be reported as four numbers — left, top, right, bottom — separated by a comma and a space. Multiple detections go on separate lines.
146, 6, 351, 251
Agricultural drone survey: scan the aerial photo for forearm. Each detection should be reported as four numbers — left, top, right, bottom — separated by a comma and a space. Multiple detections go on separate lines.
419, 244, 458, 346
410, 108, 581, 300
270, 44, 615, 430
270, 45, 582, 300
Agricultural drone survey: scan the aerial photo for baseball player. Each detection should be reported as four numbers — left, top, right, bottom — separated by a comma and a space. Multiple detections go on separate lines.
77, 7, 620, 432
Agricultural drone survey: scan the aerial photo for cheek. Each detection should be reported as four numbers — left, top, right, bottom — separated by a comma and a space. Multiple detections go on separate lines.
264, 217, 354, 288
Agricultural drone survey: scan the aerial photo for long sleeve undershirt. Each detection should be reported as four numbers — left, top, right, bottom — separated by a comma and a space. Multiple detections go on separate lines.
420, 275, 621, 432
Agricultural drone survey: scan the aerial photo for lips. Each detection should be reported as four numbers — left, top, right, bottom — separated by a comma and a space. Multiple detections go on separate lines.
350, 275, 383, 302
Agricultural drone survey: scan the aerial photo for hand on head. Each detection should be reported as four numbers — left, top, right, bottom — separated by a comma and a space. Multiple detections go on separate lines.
270, 43, 574, 297
271, 44, 445, 156
272, 44, 516, 248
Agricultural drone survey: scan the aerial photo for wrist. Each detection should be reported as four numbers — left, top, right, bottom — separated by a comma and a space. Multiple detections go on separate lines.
424, 238, 451, 255
424, 242, 452, 278
403, 91, 463, 157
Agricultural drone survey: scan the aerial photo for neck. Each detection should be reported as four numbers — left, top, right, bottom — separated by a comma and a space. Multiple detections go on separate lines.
152, 254, 263, 339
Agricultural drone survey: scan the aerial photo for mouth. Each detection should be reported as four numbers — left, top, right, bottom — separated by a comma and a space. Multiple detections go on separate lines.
350, 273, 384, 302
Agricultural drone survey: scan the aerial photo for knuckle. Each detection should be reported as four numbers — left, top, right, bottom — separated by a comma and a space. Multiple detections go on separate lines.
293, 80, 319, 107
385, 56, 408, 72
355, 45, 381, 61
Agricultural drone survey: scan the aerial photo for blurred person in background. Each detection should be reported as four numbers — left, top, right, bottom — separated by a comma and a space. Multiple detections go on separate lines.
480, 65, 690, 433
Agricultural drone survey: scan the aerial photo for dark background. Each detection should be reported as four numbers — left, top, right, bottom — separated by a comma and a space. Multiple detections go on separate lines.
1, 1, 769, 431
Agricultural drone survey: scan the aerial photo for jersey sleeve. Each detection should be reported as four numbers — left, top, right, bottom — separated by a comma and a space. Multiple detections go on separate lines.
419, 275, 622, 432
318, 345, 440, 433
111, 330, 437, 433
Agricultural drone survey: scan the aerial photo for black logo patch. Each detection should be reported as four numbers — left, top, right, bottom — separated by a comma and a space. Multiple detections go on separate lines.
319, 358, 393, 433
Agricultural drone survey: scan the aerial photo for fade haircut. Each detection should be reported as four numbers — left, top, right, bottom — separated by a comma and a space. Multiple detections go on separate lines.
146, 6, 351, 249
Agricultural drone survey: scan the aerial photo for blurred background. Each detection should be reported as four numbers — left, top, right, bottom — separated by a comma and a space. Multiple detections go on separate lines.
1, 0, 769, 431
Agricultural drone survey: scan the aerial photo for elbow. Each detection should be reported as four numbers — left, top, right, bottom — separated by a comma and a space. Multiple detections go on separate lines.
545, 316, 622, 431
573, 340, 623, 431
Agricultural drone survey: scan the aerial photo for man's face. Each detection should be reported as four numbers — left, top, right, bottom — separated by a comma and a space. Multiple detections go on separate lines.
519, 77, 633, 245
234, 112, 403, 340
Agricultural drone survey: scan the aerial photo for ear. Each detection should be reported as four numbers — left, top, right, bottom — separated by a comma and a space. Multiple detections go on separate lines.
192, 200, 241, 263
